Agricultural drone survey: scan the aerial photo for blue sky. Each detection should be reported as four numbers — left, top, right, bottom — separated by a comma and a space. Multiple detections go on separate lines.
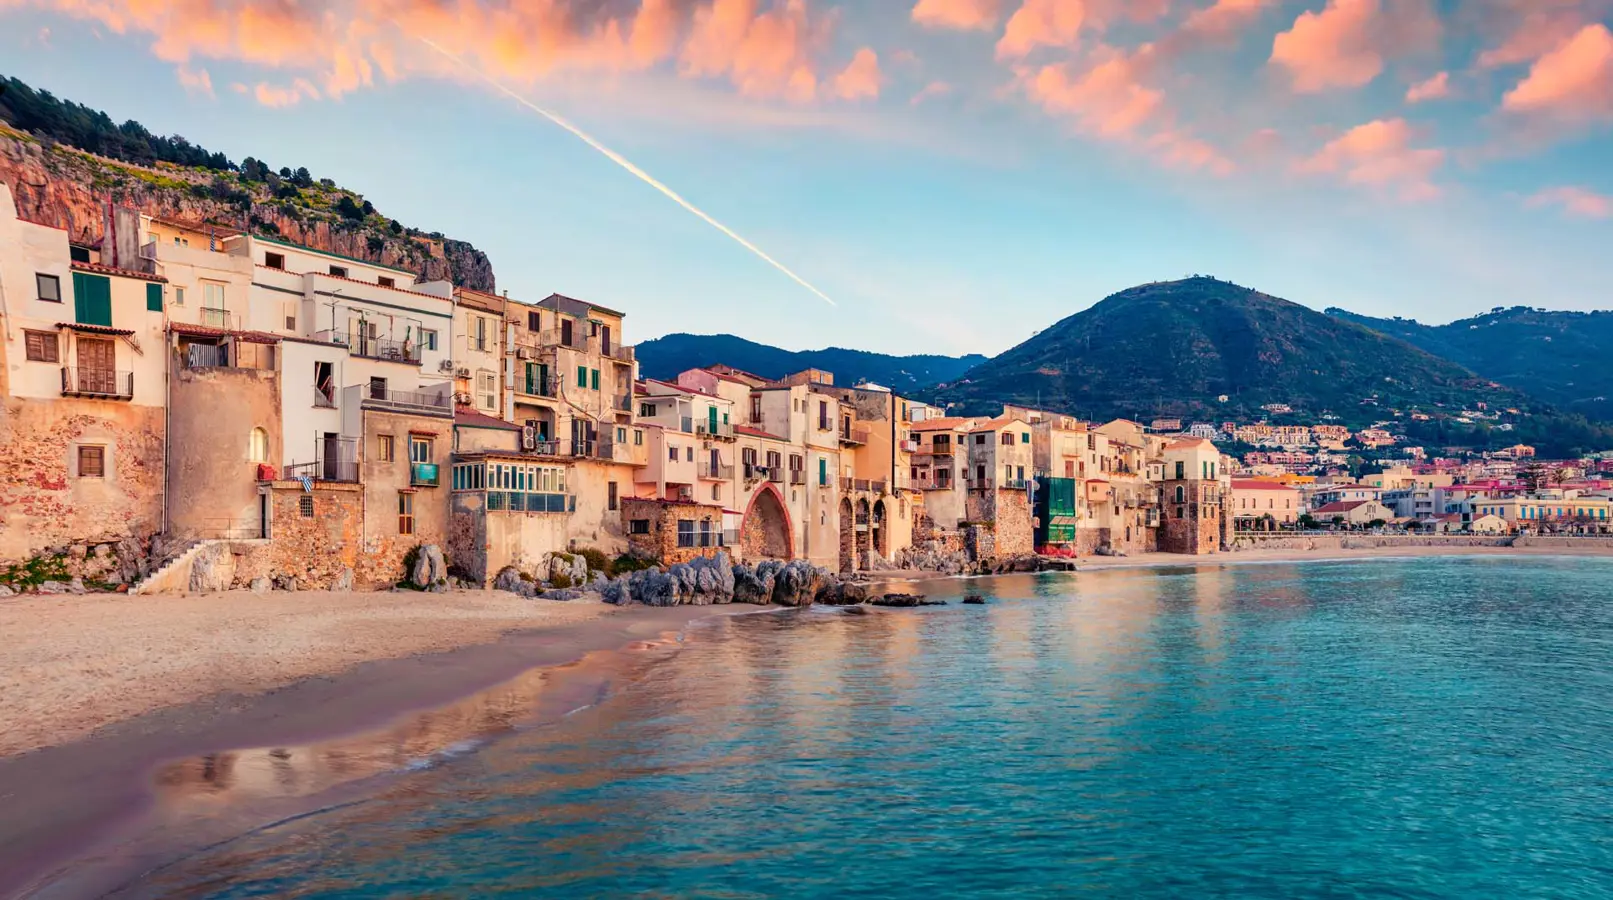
2, 0, 1610, 356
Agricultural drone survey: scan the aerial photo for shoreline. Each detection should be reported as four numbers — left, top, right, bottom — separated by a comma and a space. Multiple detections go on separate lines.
8, 546, 1612, 897
0, 602, 771, 900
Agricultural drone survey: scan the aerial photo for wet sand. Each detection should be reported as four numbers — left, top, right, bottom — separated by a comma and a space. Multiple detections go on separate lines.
0, 599, 766, 899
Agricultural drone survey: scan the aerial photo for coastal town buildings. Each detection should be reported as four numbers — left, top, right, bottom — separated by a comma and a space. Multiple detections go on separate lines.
1230, 480, 1302, 530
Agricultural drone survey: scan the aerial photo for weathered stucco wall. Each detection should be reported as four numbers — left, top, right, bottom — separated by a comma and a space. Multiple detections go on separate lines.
167, 362, 280, 539
361, 410, 448, 585
0, 397, 165, 565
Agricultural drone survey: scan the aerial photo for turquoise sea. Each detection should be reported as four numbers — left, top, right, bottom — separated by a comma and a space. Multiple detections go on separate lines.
128, 558, 1613, 898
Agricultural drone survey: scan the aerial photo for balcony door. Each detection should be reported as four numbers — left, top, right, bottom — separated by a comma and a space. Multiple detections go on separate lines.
77, 338, 116, 394
600, 324, 612, 356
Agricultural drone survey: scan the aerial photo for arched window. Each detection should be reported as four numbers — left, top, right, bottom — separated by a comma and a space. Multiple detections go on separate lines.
1175, 485, 1186, 503
248, 427, 269, 463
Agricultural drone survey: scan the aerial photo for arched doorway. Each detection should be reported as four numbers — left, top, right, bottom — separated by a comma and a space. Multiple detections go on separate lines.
855, 498, 871, 567
872, 500, 888, 560
741, 485, 793, 560
838, 497, 855, 574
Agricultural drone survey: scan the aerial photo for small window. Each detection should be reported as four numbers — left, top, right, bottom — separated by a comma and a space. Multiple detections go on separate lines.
617, 427, 627, 442
329, 265, 348, 278
378, 276, 395, 289
24, 330, 59, 362
248, 427, 269, 463
77, 445, 105, 478
713, 484, 721, 501
640, 403, 656, 417
686, 446, 694, 462
36, 273, 61, 303
398, 492, 414, 535
174, 286, 186, 306
420, 329, 438, 351
629, 519, 651, 535
634, 430, 643, 446
669, 446, 678, 462
299, 495, 315, 517
378, 435, 395, 462
608, 481, 619, 511
265, 252, 286, 270
1001, 433, 1014, 445
975, 434, 986, 445
286, 315, 296, 331
577, 365, 588, 388
410, 435, 433, 464
677, 519, 695, 548
590, 369, 600, 390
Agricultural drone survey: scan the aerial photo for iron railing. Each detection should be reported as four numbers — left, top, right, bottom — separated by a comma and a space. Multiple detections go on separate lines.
199, 307, 236, 330
519, 375, 560, 398
362, 386, 452, 415
700, 463, 735, 480
61, 367, 133, 399
183, 344, 228, 368
284, 458, 360, 484
789, 469, 806, 485
410, 462, 441, 486
486, 491, 574, 513
841, 428, 870, 445
352, 336, 422, 364
696, 421, 735, 439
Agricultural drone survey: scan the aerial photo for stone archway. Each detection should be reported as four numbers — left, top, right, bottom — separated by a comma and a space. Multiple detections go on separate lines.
872, 499, 888, 560
838, 497, 855, 574
741, 484, 793, 560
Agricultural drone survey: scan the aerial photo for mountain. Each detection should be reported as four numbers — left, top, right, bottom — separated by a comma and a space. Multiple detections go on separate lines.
1328, 306, 1613, 421
930, 277, 1536, 427
0, 75, 494, 290
635, 333, 986, 393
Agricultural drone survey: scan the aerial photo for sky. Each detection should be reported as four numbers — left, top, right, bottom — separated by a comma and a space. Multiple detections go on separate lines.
2, 0, 1611, 357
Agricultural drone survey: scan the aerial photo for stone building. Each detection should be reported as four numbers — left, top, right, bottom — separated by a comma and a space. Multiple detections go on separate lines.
621, 496, 728, 565
1158, 438, 1227, 555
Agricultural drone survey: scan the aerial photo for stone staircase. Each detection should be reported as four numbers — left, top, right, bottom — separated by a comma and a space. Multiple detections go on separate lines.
130, 539, 211, 595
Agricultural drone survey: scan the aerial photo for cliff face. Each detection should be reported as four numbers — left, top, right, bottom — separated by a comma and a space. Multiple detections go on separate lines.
0, 131, 495, 291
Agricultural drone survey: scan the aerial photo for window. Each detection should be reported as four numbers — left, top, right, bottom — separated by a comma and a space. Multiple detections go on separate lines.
314, 361, 335, 407
1175, 461, 1186, 480
77, 445, 106, 478
174, 286, 185, 306
819, 457, 828, 486
634, 430, 643, 446
630, 519, 651, 535
24, 330, 58, 362
590, 369, 600, 390
378, 435, 395, 461
203, 281, 225, 309
248, 427, 269, 463
286, 315, 296, 330
329, 265, 348, 278
669, 446, 679, 462
750, 395, 762, 422
378, 276, 395, 289
617, 427, 627, 443
677, 519, 695, 548
578, 365, 588, 388
640, 402, 656, 417
686, 447, 694, 462
527, 311, 541, 332
146, 283, 163, 312
474, 316, 488, 351
478, 372, 497, 409
1001, 433, 1014, 445
975, 434, 986, 445
299, 495, 315, 517
819, 400, 829, 430
265, 252, 286, 270
398, 492, 415, 535
713, 484, 721, 501
410, 435, 434, 464
608, 481, 619, 511
420, 329, 438, 351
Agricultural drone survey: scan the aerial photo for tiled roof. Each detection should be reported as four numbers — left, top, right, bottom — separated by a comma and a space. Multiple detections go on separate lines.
169, 322, 281, 344
1313, 500, 1374, 514
909, 417, 972, 431
735, 425, 786, 441
70, 261, 167, 283
454, 406, 520, 431
539, 292, 626, 319
1232, 479, 1298, 491
1164, 438, 1216, 450
57, 322, 135, 336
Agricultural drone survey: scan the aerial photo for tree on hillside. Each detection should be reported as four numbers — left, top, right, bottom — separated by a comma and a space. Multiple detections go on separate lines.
291, 167, 313, 188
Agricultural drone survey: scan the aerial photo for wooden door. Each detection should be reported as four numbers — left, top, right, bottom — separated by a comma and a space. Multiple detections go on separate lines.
78, 338, 115, 394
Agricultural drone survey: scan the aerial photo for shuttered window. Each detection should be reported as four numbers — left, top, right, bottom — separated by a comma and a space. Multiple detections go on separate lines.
72, 272, 113, 326
77, 445, 106, 478
146, 283, 163, 312
24, 330, 59, 362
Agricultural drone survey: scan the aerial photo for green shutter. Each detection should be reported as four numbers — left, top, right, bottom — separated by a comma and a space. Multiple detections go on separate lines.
577, 365, 587, 388
145, 282, 163, 312
590, 368, 599, 390
819, 458, 827, 486
72, 272, 112, 327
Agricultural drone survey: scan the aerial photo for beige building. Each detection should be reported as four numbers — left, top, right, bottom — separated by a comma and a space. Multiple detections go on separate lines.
1230, 479, 1302, 530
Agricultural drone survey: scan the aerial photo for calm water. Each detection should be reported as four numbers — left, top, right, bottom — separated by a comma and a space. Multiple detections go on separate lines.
131, 558, 1613, 898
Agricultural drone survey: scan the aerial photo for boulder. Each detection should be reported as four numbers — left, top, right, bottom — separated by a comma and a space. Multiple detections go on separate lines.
731, 563, 777, 605
770, 560, 830, 608
68, 577, 88, 595
871, 593, 947, 608
963, 595, 987, 605
816, 580, 869, 606
0, 585, 14, 598
493, 566, 528, 595
669, 553, 734, 605
249, 576, 272, 594
544, 552, 589, 586
273, 575, 299, 592
332, 567, 355, 592
539, 589, 584, 601
842, 603, 871, 615
603, 567, 681, 607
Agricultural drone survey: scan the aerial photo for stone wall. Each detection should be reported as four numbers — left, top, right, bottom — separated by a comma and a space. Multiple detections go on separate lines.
0, 397, 165, 567
167, 360, 280, 540
1158, 480, 1221, 555
993, 489, 1035, 558
622, 497, 726, 565
361, 410, 449, 586
232, 482, 364, 588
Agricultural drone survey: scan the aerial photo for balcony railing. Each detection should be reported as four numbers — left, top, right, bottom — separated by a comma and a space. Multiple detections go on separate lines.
1001, 479, 1030, 491
284, 458, 359, 484
537, 328, 589, 352
870, 479, 889, 495
61, 367, 134, 400
677, 530, 727, 549
840, 428, 870, 445
519, 375, 560, 398
789, 469, 806, 485
767, 468, 785, 483
182, 343, 228, 368
199, 307, 237, 330
352, 336, 422, 365
696, 421, 735, 440
486, 491, 575, 513
605, 343, 635, 364
699, 463, 735, 481
362, 386, 453, 416
410, 462, 441, 487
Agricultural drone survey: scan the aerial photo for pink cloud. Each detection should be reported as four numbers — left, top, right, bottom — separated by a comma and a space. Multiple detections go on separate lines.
1474, 0, 1598, 69
997, 0, 1090, 60
911, 0, 1007, 31
1270, 0, 1440, 93
1405, 70, 1449, 102
175, 64, 215, 99
831, 48, 881, 101
1526, 185, 1613, 218
1298, 117, 1445, 200
910, 80, 954, 105
1502, 23, 1613, 122
1182, 0, 1278, 38
253, 79, 322, 108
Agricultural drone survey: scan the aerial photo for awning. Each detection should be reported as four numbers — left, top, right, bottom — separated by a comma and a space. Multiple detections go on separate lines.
56, 322, 135, 336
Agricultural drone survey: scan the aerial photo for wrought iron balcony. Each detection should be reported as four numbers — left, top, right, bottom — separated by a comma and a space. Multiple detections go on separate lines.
199, 307, 237, 330
699, 463, 735, 481
61, 367, 133, 400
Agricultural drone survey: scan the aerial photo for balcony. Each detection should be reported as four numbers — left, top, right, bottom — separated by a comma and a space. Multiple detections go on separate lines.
840, 427, 870, 446
284, 458, 359, 484
696, 421, 735, 440
518, 375, 560, 399
1001, 479, 1030, 491
568, 439, 617, 461
699, 463, 735, 481
604, 343, 635, 364
61, 367, 133, 400
789, 469, 806, 485
913, 477, 951, 491
410, 462, 441, 487
199, 307, 237, 330
537, 328, 590, 352
362, 386, 453, 417
352, 336, 422, 365
486, 491, 575, 513
181, 343, 228, 368
767, 468, 785, 484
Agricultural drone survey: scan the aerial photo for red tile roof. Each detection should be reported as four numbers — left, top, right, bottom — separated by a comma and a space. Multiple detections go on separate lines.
454, 406, 520, 431
71, 261, 167, 283
1313, 500, 1376, 514
169, 322, 281, 344
56, 322, 135, 336
735, 425, 786, 441
1165, 438, 1216, 450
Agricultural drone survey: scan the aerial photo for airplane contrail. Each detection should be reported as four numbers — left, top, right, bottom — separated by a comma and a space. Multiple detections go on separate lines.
418, 37, 837, 307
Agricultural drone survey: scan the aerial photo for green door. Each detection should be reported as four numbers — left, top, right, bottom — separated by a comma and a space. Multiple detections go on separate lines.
72, 272, 112, 327
708, 406, 718, 434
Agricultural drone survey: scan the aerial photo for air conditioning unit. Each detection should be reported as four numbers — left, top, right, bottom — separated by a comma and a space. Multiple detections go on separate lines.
455, 367, 472, 379
453, 391, 473, 405
516, 348, 535, 360
521, 425, 537, 451
438, 359, 456, 373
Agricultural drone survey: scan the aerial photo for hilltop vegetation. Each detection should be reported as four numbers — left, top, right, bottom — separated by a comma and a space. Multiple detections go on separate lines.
0, 75, 494, 290
636, 333, 985, 394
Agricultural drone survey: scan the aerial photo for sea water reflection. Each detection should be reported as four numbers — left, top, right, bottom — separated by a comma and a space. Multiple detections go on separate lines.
129, 558, 1613, 899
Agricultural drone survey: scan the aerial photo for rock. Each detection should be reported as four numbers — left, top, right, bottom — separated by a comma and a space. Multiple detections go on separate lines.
871, 593, 947, 608
410, 544, 447, 589
0, 585, 14, 598
493, 566, 527, 595
731, 563, 777, 605
332, 566, 354, 592
963, 595, 987, 605
544, 552, 588, 586
249, 576, 272, 594
188, 545, 231, 593
37, 579, 68, 595
842, 603, 871, 615
601, 576, 632, 606
273, 575, 299, 592
68, 577, 87, 594
539, 589, 584, 601
770, 560, 830, 608
816, 581, 870, 606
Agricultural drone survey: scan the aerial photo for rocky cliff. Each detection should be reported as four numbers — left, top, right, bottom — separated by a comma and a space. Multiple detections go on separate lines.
0, 128, 495, 291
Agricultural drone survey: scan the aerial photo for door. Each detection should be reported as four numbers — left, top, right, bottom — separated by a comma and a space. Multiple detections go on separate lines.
560, 318, 573, 347
77, 338, 116, 394
708, 406, 719, 435
322, 432, 341, 481
601, 324, 612, 356
710, 448, 720, 477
